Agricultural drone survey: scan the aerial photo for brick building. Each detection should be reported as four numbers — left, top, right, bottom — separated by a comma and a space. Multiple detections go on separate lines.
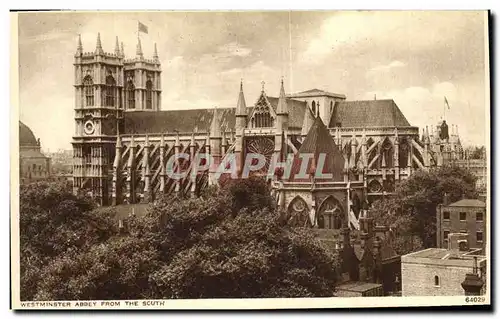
436, 199, 486, 250
401, 235, 486, 296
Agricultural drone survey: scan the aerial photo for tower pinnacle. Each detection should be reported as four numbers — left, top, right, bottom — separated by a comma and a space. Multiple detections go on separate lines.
95, 33, 104, 55
76, 34, 83, 56
153, 43, 159, 62
236, 79, 247, 116
115, 36, 120, 56
136, 36, 143, 58
276, 77, 288, 115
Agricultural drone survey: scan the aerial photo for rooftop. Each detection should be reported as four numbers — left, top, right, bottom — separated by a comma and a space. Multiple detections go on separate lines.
287, 88, 346, 99
447, 199, 486, 208
403, 248, 486, 263
336, 281, 383, 293
328, 99, 411, 128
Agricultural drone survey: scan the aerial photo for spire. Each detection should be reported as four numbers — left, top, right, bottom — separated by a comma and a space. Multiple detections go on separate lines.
210, 107, 221, 138
114, 36, 120, 56
236, 79, 247, 116
136, 36, 143, 58
276, 77, 288, 115
76, 34, 83, 56
95, 33, 104, 55
153, 43, 159, 62
121, 42, 125, 58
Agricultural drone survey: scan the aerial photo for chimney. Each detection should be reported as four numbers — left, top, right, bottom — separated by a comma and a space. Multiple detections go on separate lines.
461, 257, 484, 296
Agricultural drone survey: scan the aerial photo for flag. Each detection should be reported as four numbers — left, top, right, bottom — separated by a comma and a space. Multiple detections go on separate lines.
444, 96, 450, 109
138, 21, 148, 34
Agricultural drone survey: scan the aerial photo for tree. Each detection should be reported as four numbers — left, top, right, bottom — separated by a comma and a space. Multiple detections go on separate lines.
24, 177, 340, 300
19, 181, 117, 301
368, 165, 478, 250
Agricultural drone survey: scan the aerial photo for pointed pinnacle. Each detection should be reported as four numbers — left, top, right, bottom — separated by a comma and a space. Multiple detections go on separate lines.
153, 43, 159, 60
95, 32, 103, 55
136, 36, 143, 58
115, 36, 120, 56
76, 34, 83, 55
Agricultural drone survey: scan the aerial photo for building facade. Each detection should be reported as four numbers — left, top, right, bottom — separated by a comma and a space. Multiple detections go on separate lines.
436, 199, 486, 250
72, 35, 463, 232
402, 236, 486, 297
19, 121, 51, 184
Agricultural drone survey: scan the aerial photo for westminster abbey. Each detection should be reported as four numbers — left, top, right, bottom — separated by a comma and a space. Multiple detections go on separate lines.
72, 34, 464, 232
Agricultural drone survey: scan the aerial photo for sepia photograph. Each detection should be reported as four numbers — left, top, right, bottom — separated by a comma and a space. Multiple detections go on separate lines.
10, 10, 490, 309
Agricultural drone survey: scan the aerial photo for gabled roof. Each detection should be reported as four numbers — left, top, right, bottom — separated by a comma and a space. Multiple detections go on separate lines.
328, 99, 411, 128
287, 88, 346, 99
287, 116, 345, 182
123, 108, 236, 134
448, 199, 486, 208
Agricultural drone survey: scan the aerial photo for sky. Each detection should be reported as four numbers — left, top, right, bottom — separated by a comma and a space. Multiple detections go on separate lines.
17, 11, 488, 151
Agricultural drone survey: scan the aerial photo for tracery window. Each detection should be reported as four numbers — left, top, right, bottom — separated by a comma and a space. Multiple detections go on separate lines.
104, 75, 116, 106
127, 80, 135, 109
287, 196, 310, 227
146, 80, 153, 109
83, 76, 94, 106
318, 196, 343, 229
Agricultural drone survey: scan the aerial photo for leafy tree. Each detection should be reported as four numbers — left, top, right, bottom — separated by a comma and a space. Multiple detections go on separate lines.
368, 165, 478, 249
23, 177, 340, 300
19, 181, 117, 301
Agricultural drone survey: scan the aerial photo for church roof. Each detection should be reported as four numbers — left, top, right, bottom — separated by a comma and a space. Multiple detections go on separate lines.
123, 108, 236, 134
266, 97, 307, 129
288, 116, 345, 182
123, 97, 308, 134
19, 121, 38, 146
328, 99, 411, 128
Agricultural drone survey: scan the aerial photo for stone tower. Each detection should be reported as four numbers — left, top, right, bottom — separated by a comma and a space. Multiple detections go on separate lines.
72, 34, 161, 205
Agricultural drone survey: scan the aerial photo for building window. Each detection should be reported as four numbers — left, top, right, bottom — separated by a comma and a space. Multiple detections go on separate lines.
146, 80, 153, 109
434, 275, 440, 286
312, 101, 316, 114
476, 232, 483, 242
460, 212, 467, 221
477, 212, 483, 221
330, 101, 333, 113
83, 76, 94, 106
104, 75, 116, 106
443, 211, 450, 220
127, 80, 135, 109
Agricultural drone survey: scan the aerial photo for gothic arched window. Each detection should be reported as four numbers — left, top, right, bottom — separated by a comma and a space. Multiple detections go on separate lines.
287, 196, 310, 227
146, 80, 153, 109
127, 80, 135, 109
318, 196, 344, 230
104, 75, 116, 107
83, 76, 94, 107
312, 101, 316, 114
330, 101, 334, 113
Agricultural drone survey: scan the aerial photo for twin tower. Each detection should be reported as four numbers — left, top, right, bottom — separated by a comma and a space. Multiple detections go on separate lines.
72, 34, 162, 204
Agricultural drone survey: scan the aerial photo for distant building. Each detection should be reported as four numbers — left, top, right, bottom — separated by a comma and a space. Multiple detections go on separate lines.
402, 234, 486, 297
436, 198, 486, 250
19, 121, 51, 184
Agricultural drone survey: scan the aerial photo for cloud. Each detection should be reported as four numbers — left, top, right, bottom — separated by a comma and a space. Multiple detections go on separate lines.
368, 60, 407, 73
363, 81, 487, 147
299, 11, 483, 65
